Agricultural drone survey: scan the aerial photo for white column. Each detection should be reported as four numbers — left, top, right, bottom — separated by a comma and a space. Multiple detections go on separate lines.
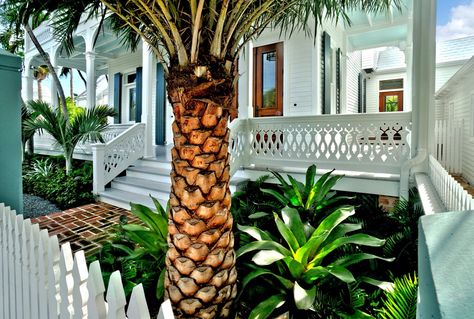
22, 59, 34, 101
411, 0, 436, 170
50, 50, 59, 107
85, 51, 97, 109
142, 42, 155, 158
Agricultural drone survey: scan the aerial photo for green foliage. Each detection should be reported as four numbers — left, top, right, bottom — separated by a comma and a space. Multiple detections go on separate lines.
23, 157, 95, 209
377, 273, 418, 319
66, 97, 86, 121
237, 205, 392, 319
88, 198, 169, 312
23, 100, 115, 173
263, 165, 353, 224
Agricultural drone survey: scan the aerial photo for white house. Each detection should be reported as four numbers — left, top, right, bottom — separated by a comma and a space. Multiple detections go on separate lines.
23, 0, 462, 216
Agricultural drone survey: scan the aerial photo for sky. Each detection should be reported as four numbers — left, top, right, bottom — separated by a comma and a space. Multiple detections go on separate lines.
437, 0, 474, 41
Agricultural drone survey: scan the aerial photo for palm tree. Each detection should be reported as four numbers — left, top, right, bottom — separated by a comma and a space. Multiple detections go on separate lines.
11, 0, 401, 317
33, 64, 49, 100
23, 100, 115, 174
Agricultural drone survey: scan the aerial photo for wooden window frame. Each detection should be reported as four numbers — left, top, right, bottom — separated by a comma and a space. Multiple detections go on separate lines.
253, 42, 284, 117
379, 91, 404, 112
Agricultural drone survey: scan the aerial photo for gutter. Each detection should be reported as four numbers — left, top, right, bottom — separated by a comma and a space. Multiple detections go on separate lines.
400, 148, 428, 199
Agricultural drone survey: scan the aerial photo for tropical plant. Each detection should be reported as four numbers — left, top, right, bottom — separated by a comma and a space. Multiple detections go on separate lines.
23, 100, 115, 174
89, 197, 169, 309
13, 0, 402, 316
21, 101, 37, 155
33, 65, 49, 100
263, 165, 353, 225
25, 157, 56, 180
237, 205, 393, 319
377, 273, 417, 319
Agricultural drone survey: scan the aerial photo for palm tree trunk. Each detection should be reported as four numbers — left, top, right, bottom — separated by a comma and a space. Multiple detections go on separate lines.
23, 23, 69, 121
164, 68, 237, 318
37, 79, 42, 100
65, 152, 73, 175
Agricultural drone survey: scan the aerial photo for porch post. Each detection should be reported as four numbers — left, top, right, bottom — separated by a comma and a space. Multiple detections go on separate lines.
411, 0, 436, 169
85, 51, 96, 109
49, 49, 59, 107
23, 58, 34, 101
141, 42, 155, 158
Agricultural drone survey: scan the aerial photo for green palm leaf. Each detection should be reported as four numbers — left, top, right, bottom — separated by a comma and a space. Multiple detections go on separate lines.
378, 273, 418, 319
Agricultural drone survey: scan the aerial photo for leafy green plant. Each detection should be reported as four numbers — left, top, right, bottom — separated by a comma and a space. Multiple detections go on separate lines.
89, 197, 169, 307
262, 165, 353, 225
25, 158, 56, 181
237, 205, 393, 319
377, 273, 417, 319
23, 100, 115, 174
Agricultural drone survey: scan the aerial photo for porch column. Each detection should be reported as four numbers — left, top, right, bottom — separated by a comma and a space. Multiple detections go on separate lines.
49, 50, 59, 107
85, 51, 96, 109
142, 42, 155, 158
23, 58, 34, 101
411, 0, 436, 169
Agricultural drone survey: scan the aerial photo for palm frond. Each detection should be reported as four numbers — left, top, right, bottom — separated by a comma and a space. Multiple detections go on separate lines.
378, 273, 418, 319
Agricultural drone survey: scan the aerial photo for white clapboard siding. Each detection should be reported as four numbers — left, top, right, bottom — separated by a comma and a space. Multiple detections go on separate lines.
0, 204, 175, 319
434, 119, 463, 175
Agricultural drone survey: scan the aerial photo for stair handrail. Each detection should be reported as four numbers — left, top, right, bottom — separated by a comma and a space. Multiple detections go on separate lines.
92, 123, 146, 194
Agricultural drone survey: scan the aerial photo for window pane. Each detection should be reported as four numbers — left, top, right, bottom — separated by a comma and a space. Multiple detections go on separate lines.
129, 87, 136, 121
262, 51, 276, 108
380, 79, 403, 90
385, 95, 399, 112
127, 73, 137, 84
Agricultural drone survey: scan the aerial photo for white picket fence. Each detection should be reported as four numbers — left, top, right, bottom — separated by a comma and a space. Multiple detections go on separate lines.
434, 119, 463, 175
0, 203, 174, 319
429, 156, 474, 212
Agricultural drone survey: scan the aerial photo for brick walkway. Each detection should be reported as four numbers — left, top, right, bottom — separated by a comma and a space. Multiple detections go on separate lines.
31, 202, 141, 256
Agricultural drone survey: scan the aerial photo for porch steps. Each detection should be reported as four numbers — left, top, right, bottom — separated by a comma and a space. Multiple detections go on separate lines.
99, 157, 248, 211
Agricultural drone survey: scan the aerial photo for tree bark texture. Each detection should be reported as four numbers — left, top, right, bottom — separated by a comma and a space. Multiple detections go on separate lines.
164, 69, 237, 318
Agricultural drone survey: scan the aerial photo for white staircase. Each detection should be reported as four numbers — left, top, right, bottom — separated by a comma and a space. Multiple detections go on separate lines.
99, 157, 248, 211
99, 158, 171, 210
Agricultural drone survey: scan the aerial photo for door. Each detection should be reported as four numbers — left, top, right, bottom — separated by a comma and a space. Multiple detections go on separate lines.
379, 91, 403, 112
254, 42, 283, 117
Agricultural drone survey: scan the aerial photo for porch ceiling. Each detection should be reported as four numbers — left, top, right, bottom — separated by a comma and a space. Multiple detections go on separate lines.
345, 0, 412, 50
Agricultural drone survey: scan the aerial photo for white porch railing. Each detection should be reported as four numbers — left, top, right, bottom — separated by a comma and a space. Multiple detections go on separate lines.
434, 119, 463, 174
429, 155, 474, 212
34, 124, 133, 158
229, 112, 412, 174
92, 123, 146, 194
0, 203, 174, 319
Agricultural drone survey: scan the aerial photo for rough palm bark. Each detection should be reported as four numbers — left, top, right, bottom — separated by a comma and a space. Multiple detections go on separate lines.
164, 66, 237, 318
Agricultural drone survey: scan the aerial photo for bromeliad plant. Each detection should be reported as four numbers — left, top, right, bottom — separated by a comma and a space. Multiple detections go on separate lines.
90, 197, 169, 304
237, 206, 393, 319
263, 165, 353, 224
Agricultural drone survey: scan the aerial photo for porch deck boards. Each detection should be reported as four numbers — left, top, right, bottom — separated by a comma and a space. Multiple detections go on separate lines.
31, 202, 138, 256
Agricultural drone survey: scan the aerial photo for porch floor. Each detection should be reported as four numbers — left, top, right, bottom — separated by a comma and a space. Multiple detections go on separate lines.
31, 202, 138, 256
452, 175, 474, 197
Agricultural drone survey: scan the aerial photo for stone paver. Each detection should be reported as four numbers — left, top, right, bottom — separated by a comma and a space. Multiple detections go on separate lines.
31, 202, 141, 256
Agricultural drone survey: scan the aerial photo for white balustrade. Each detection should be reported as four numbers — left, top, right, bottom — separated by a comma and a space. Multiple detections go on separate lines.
429, 156, 474, 212
228, 119, 248, 176
0, 203, 175, 319
34, 124, 134, 158
92, 123, 146, 193
229, 112, 412, 174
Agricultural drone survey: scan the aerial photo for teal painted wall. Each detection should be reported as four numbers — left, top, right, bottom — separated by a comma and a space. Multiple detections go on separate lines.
0, 49, 22, 213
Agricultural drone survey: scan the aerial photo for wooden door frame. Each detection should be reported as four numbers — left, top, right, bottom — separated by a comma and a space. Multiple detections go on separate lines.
379, 90, 404, 112
253, 42, 283, 117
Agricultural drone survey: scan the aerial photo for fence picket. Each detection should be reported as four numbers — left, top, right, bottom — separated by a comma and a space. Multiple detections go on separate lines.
106, 271, 127, 319
29, 224, 41, 319
87, 261, 107, 319
21, 219, 32, 319
14, 215, 23, 319
8, 209, 17, 319
157, 300, 175, 319
38, 229, 51, 319
0, 204, 7, 319
72, 250, 89, 319
48, 235, 61, 319
127, 284, 150, 319
60, 242, 75, 319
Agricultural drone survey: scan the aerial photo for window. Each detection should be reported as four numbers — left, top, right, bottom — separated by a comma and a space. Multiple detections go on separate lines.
321, 32, 332, 114
379, 78, 404, 112
123, 72, 137, 122
254, 42, 283, 117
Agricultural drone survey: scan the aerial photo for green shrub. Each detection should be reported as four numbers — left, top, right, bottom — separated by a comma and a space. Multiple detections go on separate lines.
377, 273, 418, 319
23, 157, 95, 209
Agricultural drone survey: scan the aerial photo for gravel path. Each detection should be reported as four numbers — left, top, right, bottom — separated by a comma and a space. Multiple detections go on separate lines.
23, 194, 61, 218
